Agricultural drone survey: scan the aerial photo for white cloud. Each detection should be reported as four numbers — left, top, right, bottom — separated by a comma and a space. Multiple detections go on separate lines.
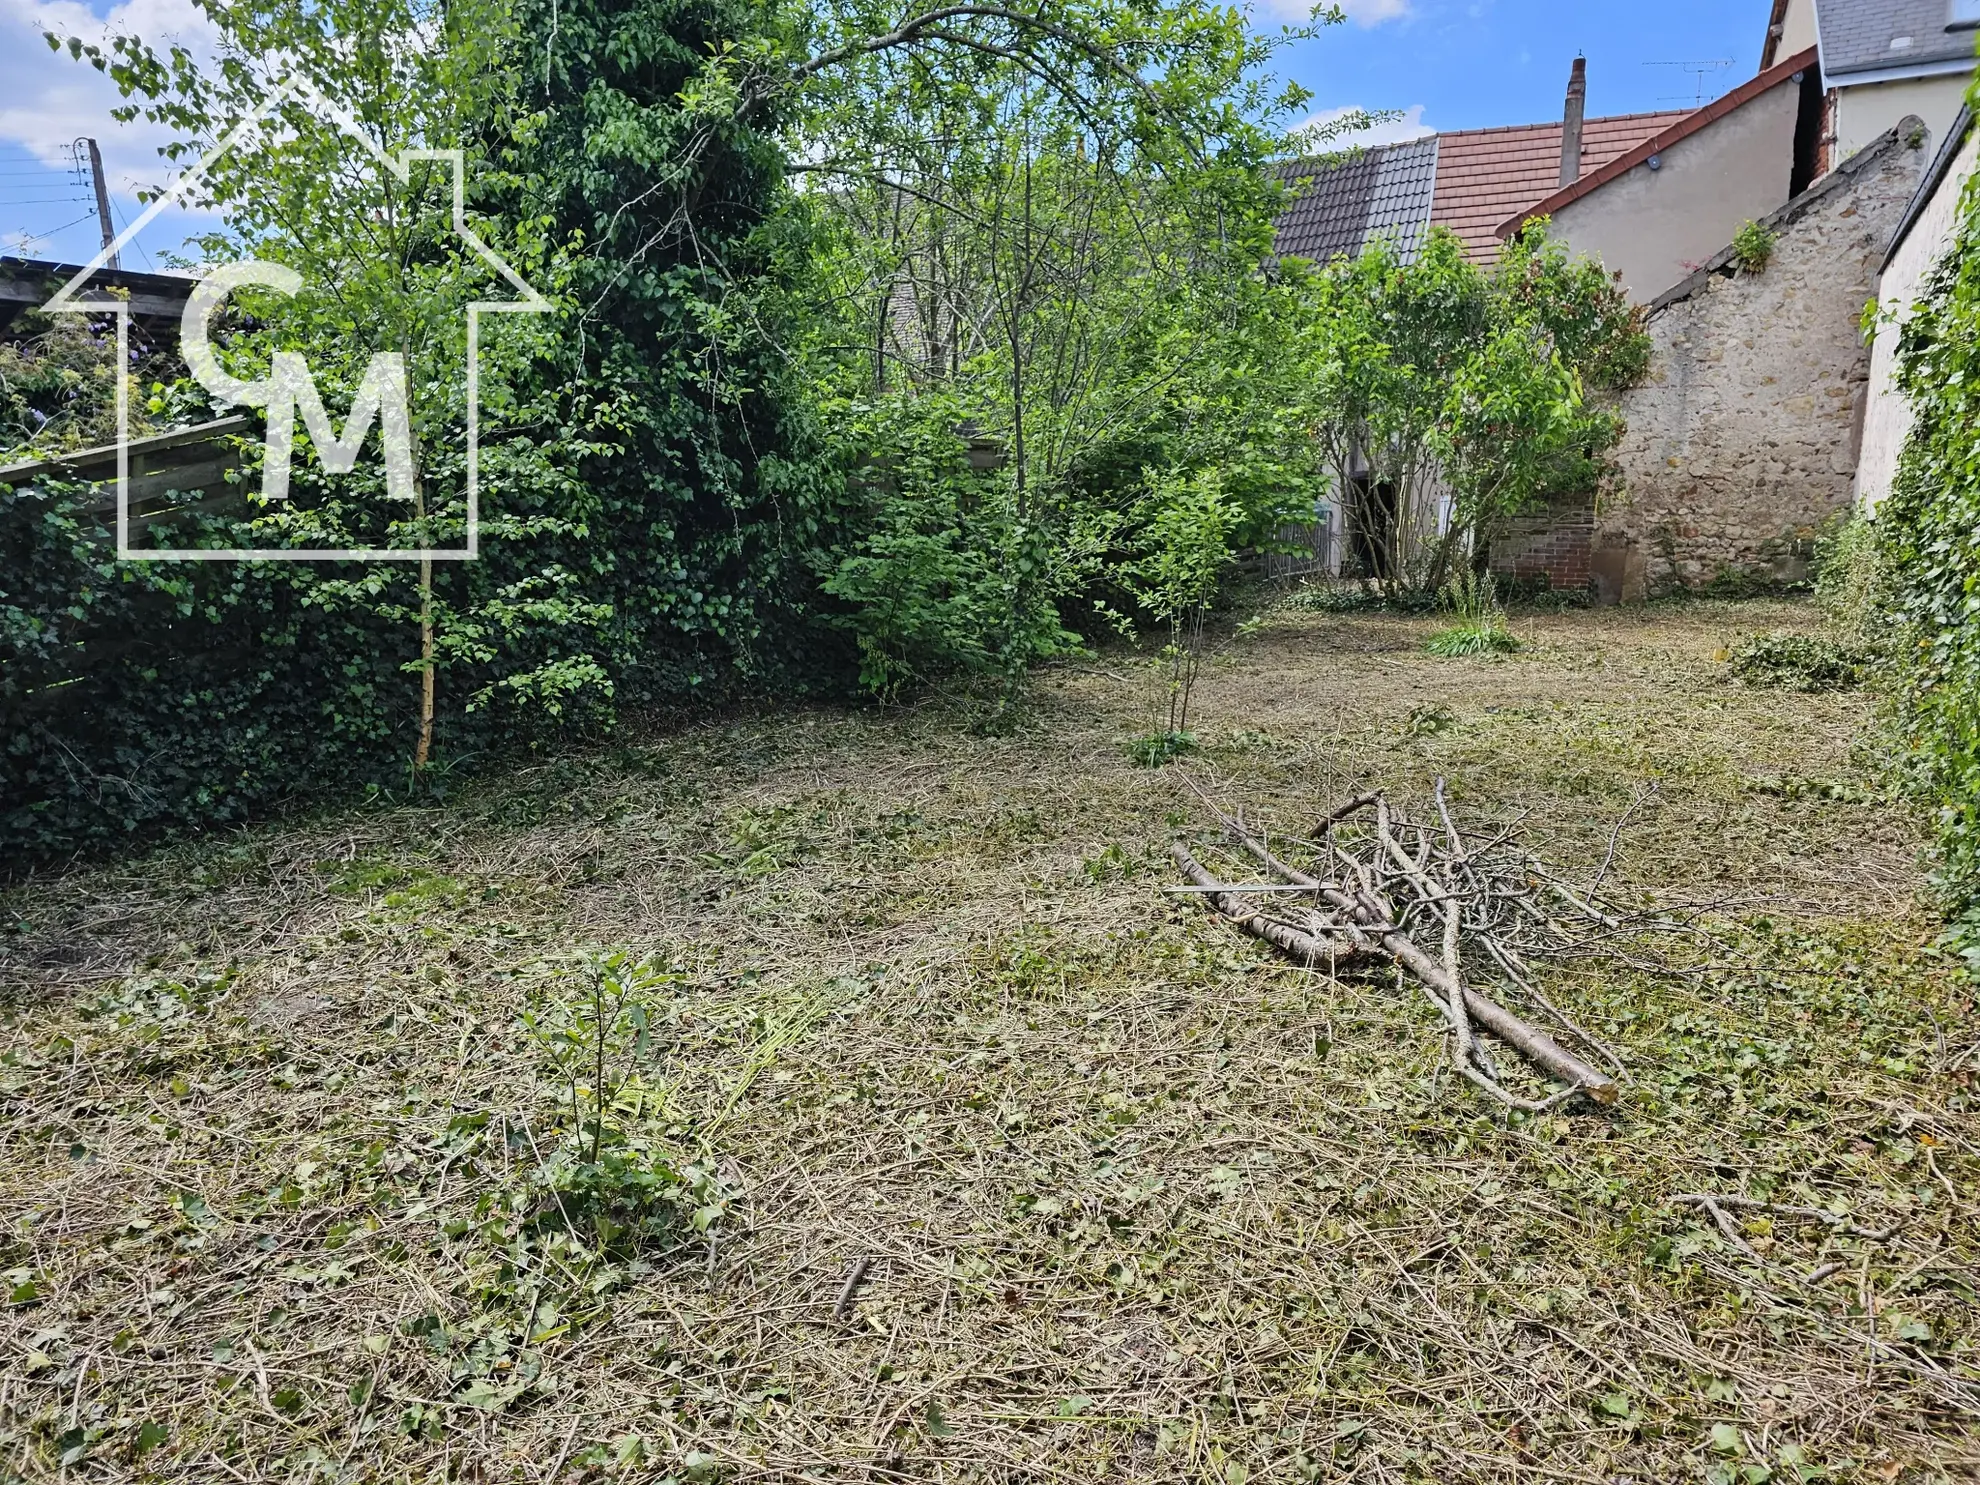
0, 0, 219, 261
1292, 103, 1435, 148
1339, 0, 1411, 20
1254, 0, 1411, 27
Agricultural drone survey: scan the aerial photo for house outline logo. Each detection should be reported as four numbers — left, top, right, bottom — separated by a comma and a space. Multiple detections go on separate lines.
42, 75, 552, 562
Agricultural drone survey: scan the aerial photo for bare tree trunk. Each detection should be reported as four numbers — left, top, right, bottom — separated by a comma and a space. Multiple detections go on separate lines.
415, 553, 435, 771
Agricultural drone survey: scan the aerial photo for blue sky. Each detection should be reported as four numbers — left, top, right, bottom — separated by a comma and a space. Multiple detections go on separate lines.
0, 0, 1779, 267
1281, 0, 1777, 142
0, 0, 216, 267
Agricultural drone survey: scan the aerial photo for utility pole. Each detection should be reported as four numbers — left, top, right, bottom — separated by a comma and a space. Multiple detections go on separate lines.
78, 137, 119, 269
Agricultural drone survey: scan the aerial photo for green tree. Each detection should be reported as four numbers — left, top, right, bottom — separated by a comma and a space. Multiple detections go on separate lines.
1291, 223, 1643, 595
63, 0, 618, 769
792, 0, 1333, 709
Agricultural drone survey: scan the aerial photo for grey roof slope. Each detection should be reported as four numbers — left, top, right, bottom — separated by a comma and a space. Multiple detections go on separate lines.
1274, 136, 1439, 266
1817, 0, 1979, 77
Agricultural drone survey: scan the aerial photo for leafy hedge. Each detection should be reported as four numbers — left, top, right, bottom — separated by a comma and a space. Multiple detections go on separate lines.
1, 0, 841, 869
1, 481, 414, 857
1878, 80, 1980, 952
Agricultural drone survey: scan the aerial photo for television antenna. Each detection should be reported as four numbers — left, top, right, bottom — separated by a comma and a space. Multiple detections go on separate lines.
1644, 59, 1735, 108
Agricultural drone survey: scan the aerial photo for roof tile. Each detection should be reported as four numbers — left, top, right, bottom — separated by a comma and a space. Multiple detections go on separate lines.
1274, 136, 1439, 265
1430, 110, 1690, 261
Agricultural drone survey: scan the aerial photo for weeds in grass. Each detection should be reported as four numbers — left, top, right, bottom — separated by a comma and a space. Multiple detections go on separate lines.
1425, 622, 1522, 655
1126, 729, 1198, 766
521, 954, 728, 1256
1726, 631, 1867, 692
1426, 570, 1522, 655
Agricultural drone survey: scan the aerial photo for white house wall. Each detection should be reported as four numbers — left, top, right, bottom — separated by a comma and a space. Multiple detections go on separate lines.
1546, 76, 1802, 302
1859, 125, 1980, 512
1838, 73, 1971, 160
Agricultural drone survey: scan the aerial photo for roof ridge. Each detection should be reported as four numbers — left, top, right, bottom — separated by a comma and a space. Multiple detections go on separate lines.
1437, 108, 1693, 142
1495, 47, 1819, 239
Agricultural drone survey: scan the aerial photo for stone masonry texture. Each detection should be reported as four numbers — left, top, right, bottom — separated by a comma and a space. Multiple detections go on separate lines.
1596, 124, 1925, 598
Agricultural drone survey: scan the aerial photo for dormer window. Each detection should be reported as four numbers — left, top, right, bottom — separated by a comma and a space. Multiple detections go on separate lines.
1954, 0, 1980, 29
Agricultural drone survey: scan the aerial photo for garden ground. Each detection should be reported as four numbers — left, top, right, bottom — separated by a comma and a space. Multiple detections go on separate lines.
2, 596, 1975, 1484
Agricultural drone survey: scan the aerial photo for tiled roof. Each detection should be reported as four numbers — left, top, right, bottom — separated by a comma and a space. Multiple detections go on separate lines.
1430, 110, 1691, 261
1497, 50, 1817, 240
1816, 0, 1978, 78
1274, 136, 1439, 265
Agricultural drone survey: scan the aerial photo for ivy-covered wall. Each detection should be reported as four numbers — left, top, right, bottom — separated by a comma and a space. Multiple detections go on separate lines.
1, 481, 416, 862
1882, 86, 1980, 950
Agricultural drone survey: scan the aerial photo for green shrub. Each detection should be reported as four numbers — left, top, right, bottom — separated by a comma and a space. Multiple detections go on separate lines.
1732, 219, 1778, 273
1813, 514, 1890, 648
1725, 631, 1867, 692
1425, 569, 1521, 655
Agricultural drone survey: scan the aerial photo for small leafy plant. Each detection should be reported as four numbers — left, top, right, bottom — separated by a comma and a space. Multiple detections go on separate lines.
1124, 468, 1241, 764
1732, 219, 1777, 274
1126, 730, 1198, 767
1724, 632, 1867, 692
521, 953, 730, 1257
1425, 570, 1522, 656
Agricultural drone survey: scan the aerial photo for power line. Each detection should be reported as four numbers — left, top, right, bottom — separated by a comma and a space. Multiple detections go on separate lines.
108, 197, 152, 271
7, 208, 103, 254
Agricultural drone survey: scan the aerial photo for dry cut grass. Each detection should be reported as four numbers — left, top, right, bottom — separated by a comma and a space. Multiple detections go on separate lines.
1, 596, 1975, 1485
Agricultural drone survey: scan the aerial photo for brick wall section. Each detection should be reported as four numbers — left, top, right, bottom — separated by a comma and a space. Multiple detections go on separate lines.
1595, 123, 1925, 597
1490, 501, 1595, 590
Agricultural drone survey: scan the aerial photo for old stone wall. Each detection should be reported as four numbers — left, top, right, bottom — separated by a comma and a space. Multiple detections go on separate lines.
1596, 123, 1926, 599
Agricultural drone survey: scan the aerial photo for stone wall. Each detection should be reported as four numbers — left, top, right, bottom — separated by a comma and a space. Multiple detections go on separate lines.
1595, 122, 1926, 599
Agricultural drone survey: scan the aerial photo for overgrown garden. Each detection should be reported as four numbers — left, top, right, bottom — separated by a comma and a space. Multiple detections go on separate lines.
5, 0, 1643, 862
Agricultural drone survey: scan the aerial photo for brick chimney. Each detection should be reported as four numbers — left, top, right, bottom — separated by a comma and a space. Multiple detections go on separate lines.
1560, 56, 1587, 187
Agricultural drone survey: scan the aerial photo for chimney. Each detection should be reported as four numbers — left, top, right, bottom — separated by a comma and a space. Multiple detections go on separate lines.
1560, 56, 1587, 187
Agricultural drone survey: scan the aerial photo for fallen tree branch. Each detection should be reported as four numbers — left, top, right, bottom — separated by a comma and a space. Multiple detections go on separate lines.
1171, 842, 1379, 968
1171, 822, 1619, 1105
1170, 779, 1639, 1109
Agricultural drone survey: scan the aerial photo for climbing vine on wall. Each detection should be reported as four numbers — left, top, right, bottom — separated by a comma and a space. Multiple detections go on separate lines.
1878, 82, 1980, 953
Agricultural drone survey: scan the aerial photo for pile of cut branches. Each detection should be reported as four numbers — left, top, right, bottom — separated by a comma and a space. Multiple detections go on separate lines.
1171, 779, 1653, 1111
